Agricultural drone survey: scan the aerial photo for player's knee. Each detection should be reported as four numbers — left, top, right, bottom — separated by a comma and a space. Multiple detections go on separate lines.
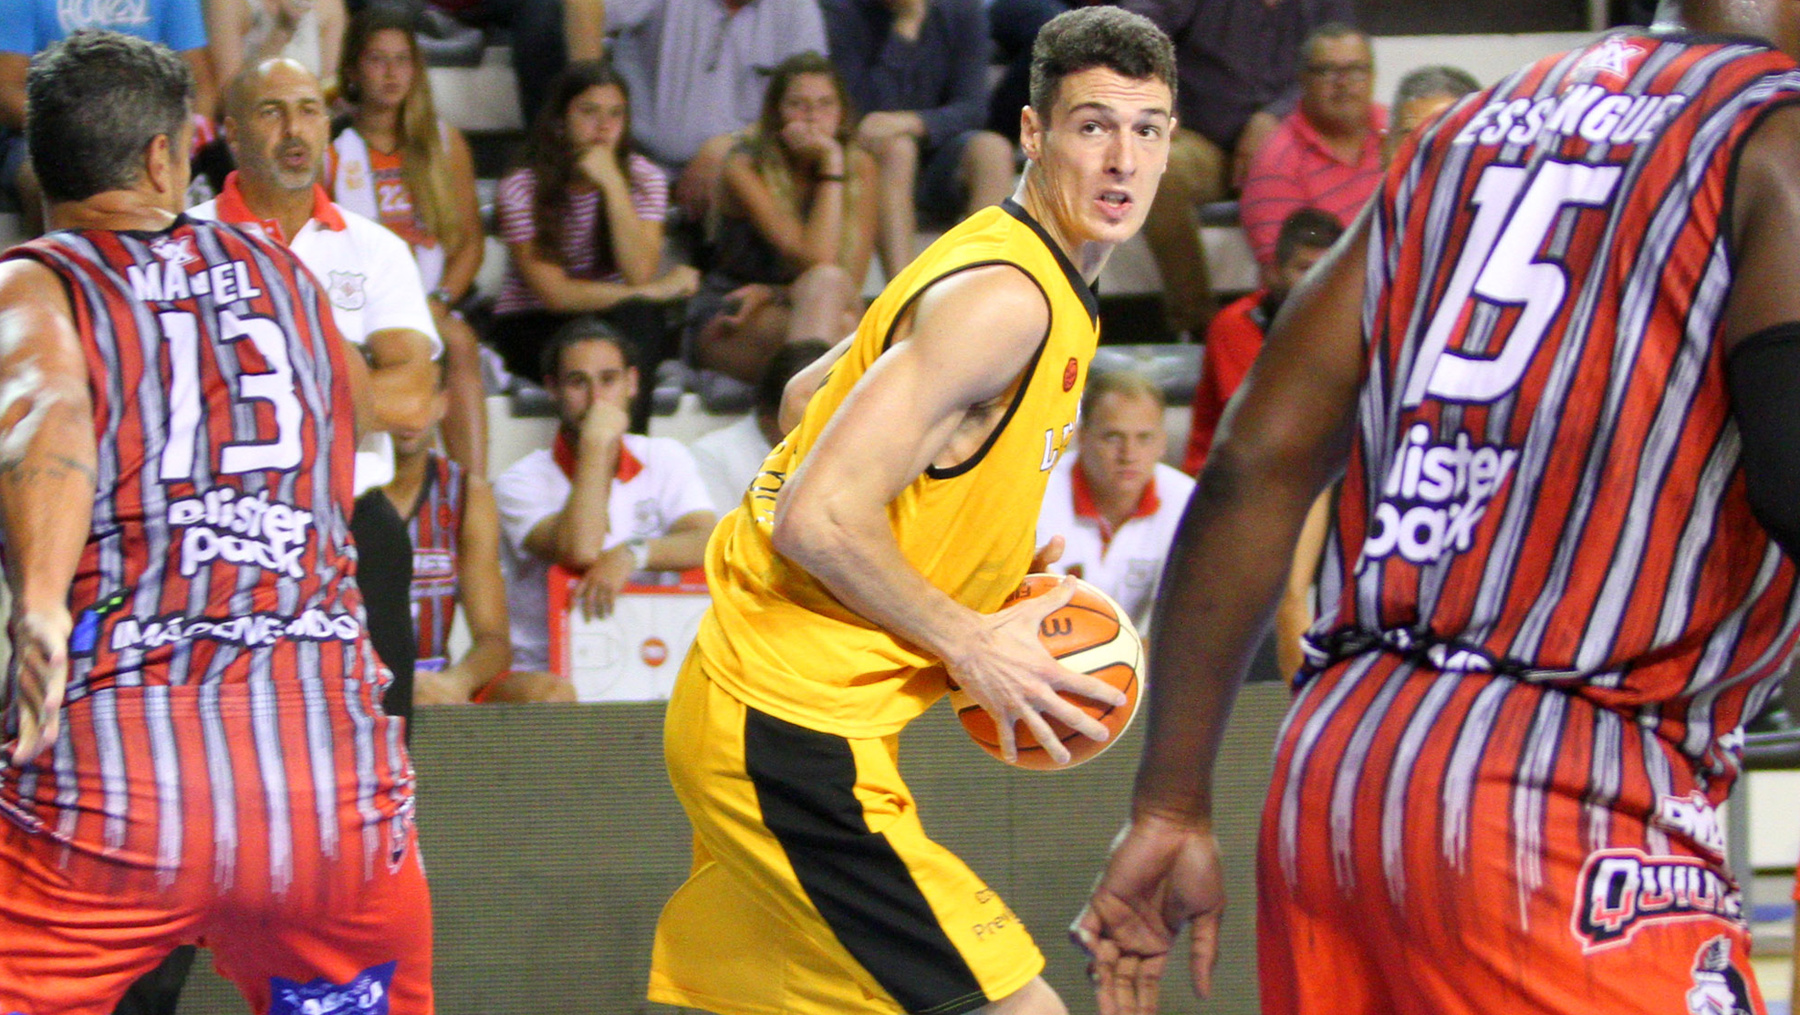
964, 130, 1015, 176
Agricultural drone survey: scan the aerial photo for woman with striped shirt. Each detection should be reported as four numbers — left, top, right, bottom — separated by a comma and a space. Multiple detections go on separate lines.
489, 60, 700, 392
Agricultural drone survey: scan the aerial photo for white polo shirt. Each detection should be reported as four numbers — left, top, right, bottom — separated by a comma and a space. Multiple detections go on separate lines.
189, 172, 443, 493
688, 414, 773, 518
494, 432, 716, 672
1036, 455, 1195, 631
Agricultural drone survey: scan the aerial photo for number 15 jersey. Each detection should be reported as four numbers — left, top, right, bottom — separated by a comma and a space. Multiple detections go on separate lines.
1311, 34, 1800, 765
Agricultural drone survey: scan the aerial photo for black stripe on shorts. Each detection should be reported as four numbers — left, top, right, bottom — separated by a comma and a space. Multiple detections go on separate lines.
743, 707, 991, 1015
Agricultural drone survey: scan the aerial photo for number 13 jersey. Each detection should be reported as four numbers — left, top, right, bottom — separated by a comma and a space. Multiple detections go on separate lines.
1311, 34, 1800, 754
3, 217, 377, 698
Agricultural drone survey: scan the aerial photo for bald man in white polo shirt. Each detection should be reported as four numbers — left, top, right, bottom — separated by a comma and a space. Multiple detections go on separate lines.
190, 58, 443, 724
1037, 371, 1194, 630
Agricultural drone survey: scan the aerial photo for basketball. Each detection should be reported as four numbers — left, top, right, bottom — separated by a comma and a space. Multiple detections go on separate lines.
950, 574, 1143, 771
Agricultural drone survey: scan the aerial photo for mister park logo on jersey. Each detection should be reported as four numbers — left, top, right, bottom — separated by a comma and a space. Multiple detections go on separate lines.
1358, 424, 1519, 570
270, 961, 396, 1015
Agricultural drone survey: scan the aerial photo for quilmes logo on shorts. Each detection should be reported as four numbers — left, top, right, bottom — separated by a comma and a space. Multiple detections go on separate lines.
1571, 848, 1741, 952
1359, 424, 1519, 569
270, 961, 396, 1015
1687, 935, 1755, 1015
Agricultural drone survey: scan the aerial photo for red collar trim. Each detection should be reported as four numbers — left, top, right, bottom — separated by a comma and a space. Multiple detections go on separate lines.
553, 430, 643, 483
215, 171, 347, 242
1072, 460, 1160, 548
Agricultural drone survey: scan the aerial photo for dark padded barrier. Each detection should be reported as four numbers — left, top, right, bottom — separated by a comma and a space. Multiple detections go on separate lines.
176, 683, 1293, 1014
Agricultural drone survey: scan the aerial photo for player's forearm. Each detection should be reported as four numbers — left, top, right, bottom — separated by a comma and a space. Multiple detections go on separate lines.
773, 501, 986, 668
1132, 445, 1320, 822
0, 403, 96, 616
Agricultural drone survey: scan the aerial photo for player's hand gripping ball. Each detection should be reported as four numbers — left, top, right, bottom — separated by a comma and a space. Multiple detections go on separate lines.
951, 574, 1143, 771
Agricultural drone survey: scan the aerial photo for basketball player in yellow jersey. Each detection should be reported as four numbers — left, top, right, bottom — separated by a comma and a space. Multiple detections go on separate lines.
647, 9, 1176, 1015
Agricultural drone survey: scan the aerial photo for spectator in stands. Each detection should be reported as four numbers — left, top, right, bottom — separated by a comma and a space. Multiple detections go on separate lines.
494, 319, 716, 682
490, 60, 700, 401
1119, 0, 1355, 338
822, 0, 1014, 275
1183, 206, 1340, 476
604, 0, 829, 220
1239, 23, 1384, 275
1, 0, 218, 233
690, 339, 831, 512
983, 0, 1067, 143
688, 52, 875, 385
1383, 63, 1480, 162
206, 0, 345, 89
430, 0, 602, 127
1037, 371, 1195, 631
332, 4, 492, 475
195, 58, 441, 710
384, 361, 515, 704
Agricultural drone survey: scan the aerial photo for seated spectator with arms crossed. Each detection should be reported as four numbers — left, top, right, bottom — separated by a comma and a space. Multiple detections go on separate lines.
330, 4, 492, 475
495, 319, 717, 698
1238, 22, 1384, 279
823, 0, 1015, 275
689, 52, 876, 385
383, 361, 515, 705
1038, 371, 1194, 631
1184, 206, 1341, 475
490, 60, 699, 392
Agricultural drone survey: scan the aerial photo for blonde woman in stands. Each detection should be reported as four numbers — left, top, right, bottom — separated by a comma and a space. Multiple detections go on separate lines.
329, 4, 491, 473
206, 0, 346, 95
690, 50, 877, 385
490, 60, 699, 408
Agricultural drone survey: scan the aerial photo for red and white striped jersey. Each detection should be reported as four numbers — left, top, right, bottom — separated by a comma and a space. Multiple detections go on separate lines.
403, 452, 464, 669
1308, 33, 1800, 778
0, 218, 412, 894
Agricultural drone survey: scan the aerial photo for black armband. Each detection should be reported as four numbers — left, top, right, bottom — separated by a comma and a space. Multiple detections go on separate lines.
1726, 322, 1800, 562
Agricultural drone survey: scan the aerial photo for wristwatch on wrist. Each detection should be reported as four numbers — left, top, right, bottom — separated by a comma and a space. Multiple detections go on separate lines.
429, 287, 453, 305
625, 537, 651, 572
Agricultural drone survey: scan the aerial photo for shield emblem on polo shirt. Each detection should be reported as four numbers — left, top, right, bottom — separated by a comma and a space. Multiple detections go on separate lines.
327, 270, 368, 311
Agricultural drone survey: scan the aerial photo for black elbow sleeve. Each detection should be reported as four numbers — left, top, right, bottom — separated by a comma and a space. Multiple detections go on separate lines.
1726, 323, 1800, 562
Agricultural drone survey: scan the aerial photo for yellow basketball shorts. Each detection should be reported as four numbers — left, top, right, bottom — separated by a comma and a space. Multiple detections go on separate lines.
649, 654, 1045, 1015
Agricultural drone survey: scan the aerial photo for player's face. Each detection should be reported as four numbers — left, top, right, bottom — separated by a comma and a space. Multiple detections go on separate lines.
355, 29, 417, 112
779, 73, 843, 140
549, 339, 639, 426
1300, 35, 1375, 135
1021, 67, 1172, 249
1077, 392, 1165, 499
566, 84, 629, 152
230, 62, 329, 193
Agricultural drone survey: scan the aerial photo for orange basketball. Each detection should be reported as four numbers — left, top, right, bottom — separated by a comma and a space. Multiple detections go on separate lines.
950, 574, 1143, 771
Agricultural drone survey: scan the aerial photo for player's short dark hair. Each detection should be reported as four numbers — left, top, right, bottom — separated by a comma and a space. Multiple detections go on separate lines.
756, 340, 831, 418
1392, 65, 1481, 112
1275, 207, 1345, 268
540, 316, 636, 384
26, 31, 194, 203
1029, 7, 1176, 116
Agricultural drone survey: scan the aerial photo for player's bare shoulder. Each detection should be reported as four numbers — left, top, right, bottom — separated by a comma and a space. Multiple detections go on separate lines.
891, 263, 1054, 469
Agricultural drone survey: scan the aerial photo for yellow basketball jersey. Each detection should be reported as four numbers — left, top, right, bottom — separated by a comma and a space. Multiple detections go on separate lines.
694, 199, 1100, 738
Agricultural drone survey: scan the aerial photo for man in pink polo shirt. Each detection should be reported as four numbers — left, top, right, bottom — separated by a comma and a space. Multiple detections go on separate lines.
1238, 23, 1385, 277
